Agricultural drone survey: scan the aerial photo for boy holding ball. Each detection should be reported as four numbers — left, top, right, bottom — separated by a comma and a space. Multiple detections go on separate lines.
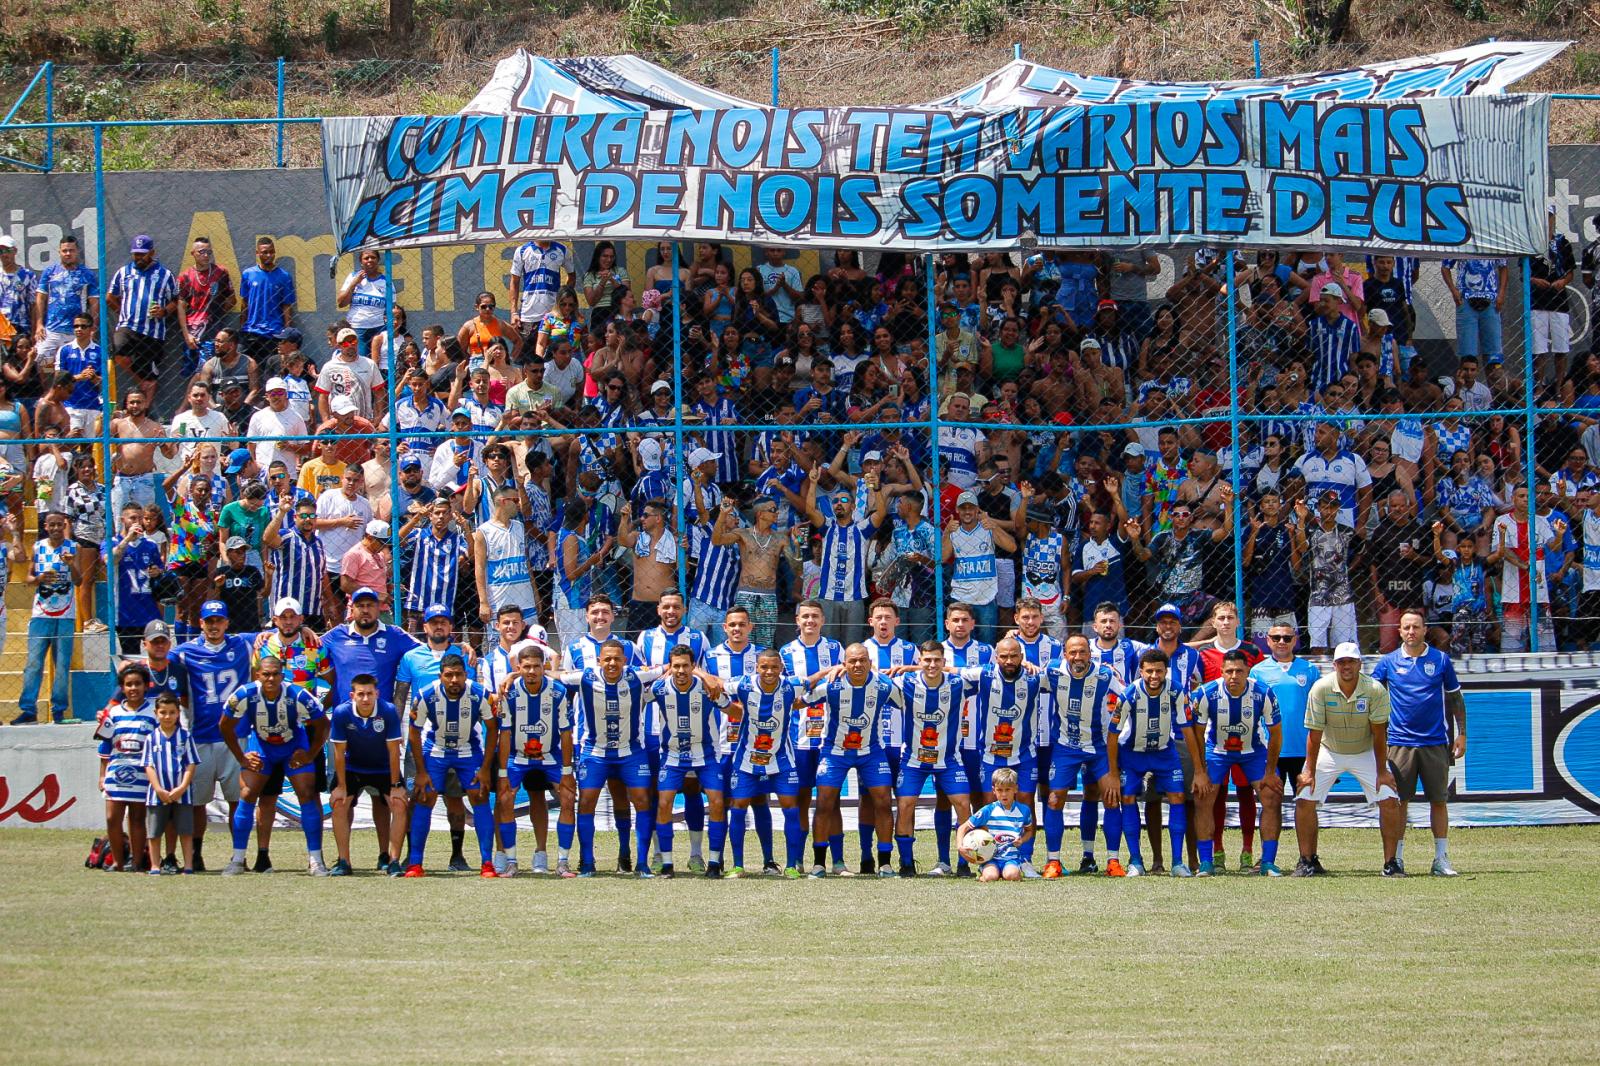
958, 767, 1034, 881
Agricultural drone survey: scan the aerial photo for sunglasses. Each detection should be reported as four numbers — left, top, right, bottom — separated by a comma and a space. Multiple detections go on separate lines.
1268, 633, 1295, 642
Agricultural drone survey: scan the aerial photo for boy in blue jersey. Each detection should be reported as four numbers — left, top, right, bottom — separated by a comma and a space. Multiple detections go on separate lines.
496, 645, 574, 877
780, 599, 845, 870
1107, 648, 1209, 877
404, 655, 500, 878
803, 644, 899, 878
938, 600, 993, 876
648, 646, 731, 877
1041, 635, 1126, 878
958, 767, 1035, 881
724, 649, 808, 878
218, 657, 331, 876
1191, 650, 1284, 876
329, 673, 406, 877
888, 643, 971, 878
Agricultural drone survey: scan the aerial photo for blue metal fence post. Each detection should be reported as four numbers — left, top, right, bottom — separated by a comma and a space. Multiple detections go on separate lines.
1253, 39, 1262, 78
275, 57, 287, 168
94, 123, 117, 666
384, 250, 402, 624
1522, 257, 1540, 652
926, 253, 944, 640
770, 48, 779, 107
43, 62, 55, 171
1013, 43, 1022, 61
1225, 252, 1244, 614
671, 243, 687, 599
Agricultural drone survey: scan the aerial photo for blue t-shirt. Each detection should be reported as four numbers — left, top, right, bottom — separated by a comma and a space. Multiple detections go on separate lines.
171, 635, 257, 744
1249, 656, 1319, 759
238, 264, 296, 335
968, 800, 1033, 864
396, 643, 474, 707
39, 263, 100, 333
320, 623, 421, 705
114, 537, 163, 629
1370, 646, 1460, 748
329, 699, 402, 775
56, 342, 103, 410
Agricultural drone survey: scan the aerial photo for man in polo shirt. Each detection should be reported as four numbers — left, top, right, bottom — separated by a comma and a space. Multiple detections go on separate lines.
1249, 622, 1317, 876
320, 587, 420, 706
1294, 642, 1403, 877
1371, 610, 1465, 877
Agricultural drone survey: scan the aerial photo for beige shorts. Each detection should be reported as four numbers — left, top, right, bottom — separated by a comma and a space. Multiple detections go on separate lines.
190, 741, 240, 805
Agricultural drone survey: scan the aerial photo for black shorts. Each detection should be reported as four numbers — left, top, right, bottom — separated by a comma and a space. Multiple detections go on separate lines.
113, 328, 165, 381
1276, 757, 1306, 789
262, 747, 328, 797
238, 330, 278, 363
343, 769, 396, 799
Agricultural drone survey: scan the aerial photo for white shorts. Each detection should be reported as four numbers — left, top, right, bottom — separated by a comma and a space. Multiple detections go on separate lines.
1297, 746, 1399, 804
35, 330, 71, 373
1532, 310, 1572, 356
190, 741, 241, 805
1307, 603, 1356, 648
66, 408, 98, 438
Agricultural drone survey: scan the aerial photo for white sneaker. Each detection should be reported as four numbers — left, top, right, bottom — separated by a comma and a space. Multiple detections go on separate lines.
1020, 861, 1041, 879
501, 860, 518, 878
492, 852, 509, 876
1431, 857, 1459, 877
221, 859, 248, 876
833, 862, 853, 877
928, 862, 951, 877
308, 858, 330, 877
808, 864, 826, 879
532, 854, 550, 875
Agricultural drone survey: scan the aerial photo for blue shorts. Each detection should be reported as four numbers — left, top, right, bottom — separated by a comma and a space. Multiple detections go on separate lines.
1205, 749, 1268, 785
506, 762, 563, 796
978, 757, 1038, 796
794, 748, 822, 792
1119, 746, 1185, 797
423, 752, 485, 794
660, 760, 726, 796
577, 750, 652, 791
730, 765, 800, 800
646, 736, 662, 780
960, 749, 982, 796
1048, 747, 1110, 792
883, 746, 903, 791
816, 749, 892, 791
896, 760, 971, 799
248, 732, 314, 776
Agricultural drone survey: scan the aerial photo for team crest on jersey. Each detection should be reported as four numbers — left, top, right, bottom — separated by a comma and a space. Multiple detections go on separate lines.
1356, 698, 1368, 712
1296, 675, 1309, 686
373, 719, 384, 733
1424, 662, 1437, 676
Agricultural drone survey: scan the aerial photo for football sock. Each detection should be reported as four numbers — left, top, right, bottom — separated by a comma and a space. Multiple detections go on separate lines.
935, 807, 952, 865
877, 843, 892, 868
230, 800, 256, 852
1080, 801, 1098, 856
498, 821, 516, 850
683, 789, 704, 834
301, 802, 323, 854
858, 823, 875, 865
471, 802, 495, 863
688, 829, 703, 860
1198, 839, 1214, 865
408, 806, 431, 866
896, 834, 916, 867
1261, 839, 1279, 866
1103, 805, 1122, 854
783, 808, 804, 869
1168, 803, 1187, 864
1019, 837, 1036, 863
1211, 787, 1228, 845
1123, 803, 1143, 864
615, 809, 631, 862
634, 811, 654, 870
829, 832, 844, 864
1396, 840, 1405, 862
449, 827, 465, 861
656, 819, 674, 867
1043, 805, 1065, 854
752, 803, 774, 863
813, 844, 828, 868
1239, 787, 1257, 851
1435, 837, 1448, 861
556, 819, 574, 859
708, 818, 726, 861
577, 813, 596, 867
729, 808, 748, 868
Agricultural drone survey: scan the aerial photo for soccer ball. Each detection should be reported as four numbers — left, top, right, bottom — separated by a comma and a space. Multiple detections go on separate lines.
962, 829, 997, 863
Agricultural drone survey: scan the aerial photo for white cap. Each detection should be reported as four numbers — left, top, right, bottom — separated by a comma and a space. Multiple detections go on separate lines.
0, 235, 15, 250
1367, 309, 1391, 327
1123, 442, 1146, 457
1332, 641, 1362, 661
365, 519, 390, 538
330, 395, 357, 415
272, 596, 303, 616
637, 438, 662, 471
650, 380, 672, 394
688, 447, 720, 468
264, 376, 288, 393
1320, 282, 1345, 300
862, 450, 883, 463
336, 327, 358, 344
1079, 337, 1102, 350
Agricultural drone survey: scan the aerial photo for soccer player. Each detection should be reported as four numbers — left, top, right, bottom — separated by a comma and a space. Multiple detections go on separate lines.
1089, 601, 1143, 685
405, 654, 500, 877
329, 673, 406, 877
724, 649, 807, 878
396, 604, 482, 872
957, 766, 1035, 882
938, 600, 993, 875
1295, 643, 1403, 876
557, 642, 667, 876
1040, 635, 1124, 877
566, 594, 641, 872
861, 598, 918, 872
780, 599, 845, 869
1193, 599, 1265, 871
218, 657, 331, 876
171, 599, 254, 872
888, 642, 971, 878
1191, 650, 1284, 876
496, 644, 574, 877
1371, 611, 1465, 876
1143, 602, 1203, 872
635, 592, 709, 871
1250, 622, 1317, 877
953, 637, 1044, 876
803, 644, 899, 878
1011, 597, 1066, 871
1108, 648, 1208, 877
648, 646, 731, 877
707, 606, 773, 873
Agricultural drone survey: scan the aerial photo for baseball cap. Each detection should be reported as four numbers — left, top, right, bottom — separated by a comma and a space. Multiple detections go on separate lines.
1332, 641, 1363, 661
224, 447, 251, 473
143, 619, 173, 642
1367, 309, 1391, 327
650, 380, 672, 394
351, 587, 379, 603
330, 395, 357, 416
1441, 549, 1460, 562
399, 454, 423, 470
272, 596, 303, 616
365, 519, 390, 538
452, 406, 472, 420
276, 327, 303, 345
224, 536, 247, 551
1154, 603, 1182, 621
1320, 282, 1345, 300
336, 327, 358, 344
1025, 505, 1054, 526
129, 234, 154, 253
1123, 442, 1146, 457
423, 604, 451, 622
956, 490, 979, 507
264, 377, 288, 393
862, 450, 883, 463
1096, 298, 1118, 311
688, 447, 720, 467
1319, 488, 1342, 504
1080, 337, 1102, 350
199, 600, 229, 620
638, 438, 663, 470
0, 235, 15, 250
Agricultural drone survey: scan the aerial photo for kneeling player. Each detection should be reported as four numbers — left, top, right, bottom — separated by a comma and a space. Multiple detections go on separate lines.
957, 767, 1034, 881
889, 643, 971, 877
497, 645, 574, 877
1041, 635, 1125, 877
805, 644, 898, 878
1107, 648, 1208, 877
219, 657, 331, 876
1191, 650, 1284, 876
405, 655, 500, 877
724, 649, 807, 877
648, 647, 730, 878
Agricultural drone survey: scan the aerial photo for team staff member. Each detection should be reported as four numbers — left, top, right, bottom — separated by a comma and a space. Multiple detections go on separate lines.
1371, 610, 1465, 877
328, 674, 407, 877
1250, 622, 1317, 870
1294, 643, 1404, 877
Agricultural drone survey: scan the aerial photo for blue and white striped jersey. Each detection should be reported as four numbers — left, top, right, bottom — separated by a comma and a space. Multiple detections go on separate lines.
558, 666, 661, 758
224, 680, 326, 744
969, 799, 1033, 862
140, 725, 200, 805
499, 676, 571, 768
942, 637, 993, 751
689, 532, 740, 612
1041, 664, 1122, 752
650, 675, 728, 768
108, 259, 177, 339
1307, 312, 1361, 393
958, 666, 1041, 767
802, 675, 898, 757
1193, 678, 1280, 757
865, 636, 918, 747
404, 526, 467, 614
566, 634, 639, 673
95, 698, 158, 774
1092, 637, 1145, 687
636, 625, 707, 668
1157, 642, 1205, 694
895, 673, 967, 770
411, 680, 496, 758
781, 636, 845, 750
728, 676, 802, 776
1014, 630, 1064, 745
819, 514, 877, 602
1116, 680, 1193, 754
706, 641, 762, 754
269, 531, 325, 620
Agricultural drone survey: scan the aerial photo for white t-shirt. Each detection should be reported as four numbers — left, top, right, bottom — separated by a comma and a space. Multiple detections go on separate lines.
247, 406, 309, 477
168, 408, 230, 463
1491, 512, 1554, 605
936, 426, 985, 489
316, 488, 373, 574
543, 356, 584, 405
315, 355, 381, 420
341, 270, 392, 331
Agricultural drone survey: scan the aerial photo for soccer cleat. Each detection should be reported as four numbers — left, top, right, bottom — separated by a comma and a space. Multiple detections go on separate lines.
1105, 858, 1127, 877
783, 867, 802, 880
1196, 861, 1214, 877
308, 857, 331, 877
659, 864, 676, 879
927, 862, 951, 877
1237, 850, 1255, 872
899, 862, 918, 879
576, 862, 596, 878
221, 859, 249, 877
480, 861, 498, 878
833, 862, 852, 877
492, 852, 509, 876
877, 864, 898, 878
1382, 859, 1407, 878
1042, 860, 1065, 879
532, 854, 550, 875
1431, 858, 1459, 877
1171, 862, 1194, 878
1290, 858, 1317, 878
386, 861, 404, 877
557, 860, 576, 879
687, 855, 706, 874
617, 852, 634, 874
403, 864, 426, 878
1077, 855, 1099, 875
1214, 852, 1227, 872
954, 864, 974, 878
160, 856, 179, 875
727, 866, 746, 879
861, 855, 876, 876
637, 867, 655, 879
253, 853, 274, 874
447, 857, 471, 873
1020, 861, 1042, 880
1125, 862, 1145, 877
762, 860, 781, 877
1309, 855, 1329, 877
808, 865, 826, 879
1259, 862, 1283, 877
329, 859, 353, 877
376, 852, 390, 871
705, 862, 723, 879
117, 860, 136, 873
502, 861, 518, 879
